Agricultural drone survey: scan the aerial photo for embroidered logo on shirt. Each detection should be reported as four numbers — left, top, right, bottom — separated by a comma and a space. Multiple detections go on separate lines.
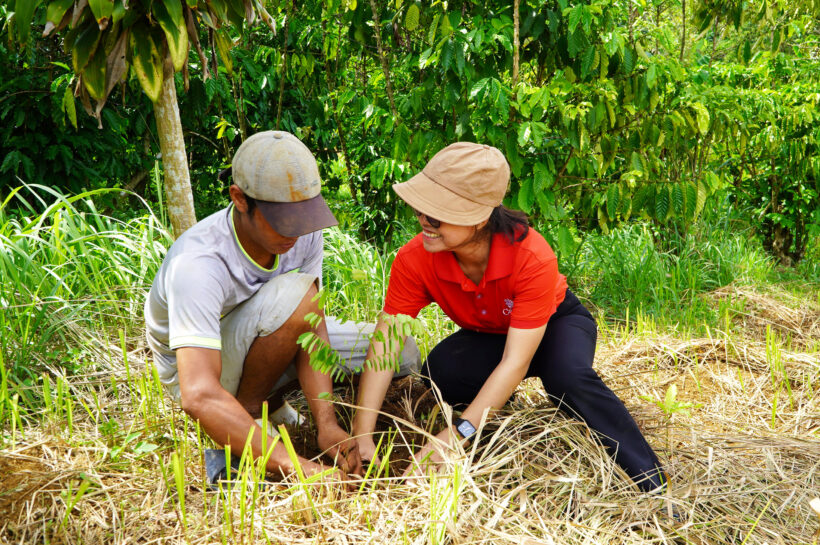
502, 298, 514, 315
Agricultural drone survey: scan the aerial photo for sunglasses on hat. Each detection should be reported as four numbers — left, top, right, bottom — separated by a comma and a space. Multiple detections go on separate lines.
412, 208, 441, 228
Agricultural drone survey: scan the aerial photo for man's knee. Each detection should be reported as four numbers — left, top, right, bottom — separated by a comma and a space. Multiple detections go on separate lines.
282, 283, 322, 331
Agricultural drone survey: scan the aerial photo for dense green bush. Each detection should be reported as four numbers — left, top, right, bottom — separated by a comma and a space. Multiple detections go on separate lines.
3, 0, 818, 261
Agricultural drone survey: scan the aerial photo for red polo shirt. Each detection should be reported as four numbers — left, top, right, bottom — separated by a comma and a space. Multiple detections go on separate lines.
383, 228, 568, 334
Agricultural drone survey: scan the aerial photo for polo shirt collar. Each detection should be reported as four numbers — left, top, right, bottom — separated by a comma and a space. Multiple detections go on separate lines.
432, 232, 515, 287
484, 233, 516, 281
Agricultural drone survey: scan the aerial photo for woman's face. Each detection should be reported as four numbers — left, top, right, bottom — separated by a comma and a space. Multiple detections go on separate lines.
416, 211, 484, 253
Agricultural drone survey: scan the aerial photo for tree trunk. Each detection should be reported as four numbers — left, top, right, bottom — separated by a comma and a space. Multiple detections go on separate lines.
512, 0, 520, 87
276, 0, 294, 130
369, 0, 398, 119
680, 0, 687, 61
322, 17, 358, 205
154, 59, 197, 238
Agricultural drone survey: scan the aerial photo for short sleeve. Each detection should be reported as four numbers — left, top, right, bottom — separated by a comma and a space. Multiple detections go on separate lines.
509, 252, 559, 329
166, 256, 227, 350
299, 230, 324, 283
382, 247, 432, 318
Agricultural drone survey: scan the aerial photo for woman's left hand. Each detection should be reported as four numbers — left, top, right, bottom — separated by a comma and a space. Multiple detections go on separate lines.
401, 428, 456, 479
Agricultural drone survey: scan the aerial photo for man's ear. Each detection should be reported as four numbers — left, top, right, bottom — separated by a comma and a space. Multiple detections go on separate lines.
229, 184, 248, 213
476, 218, 489, 230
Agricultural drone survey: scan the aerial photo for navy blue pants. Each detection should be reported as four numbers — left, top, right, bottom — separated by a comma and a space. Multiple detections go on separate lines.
421, 289, 665, 492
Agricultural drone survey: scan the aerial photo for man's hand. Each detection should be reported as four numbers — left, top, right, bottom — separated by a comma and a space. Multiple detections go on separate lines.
317, 424, 363, 476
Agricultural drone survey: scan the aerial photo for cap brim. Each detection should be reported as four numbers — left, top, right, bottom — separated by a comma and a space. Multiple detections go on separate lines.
256, 194, 338, 237
393, 171, 493, 226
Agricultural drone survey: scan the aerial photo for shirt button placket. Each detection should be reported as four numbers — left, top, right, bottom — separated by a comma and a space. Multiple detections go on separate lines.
476, 292, 487, 318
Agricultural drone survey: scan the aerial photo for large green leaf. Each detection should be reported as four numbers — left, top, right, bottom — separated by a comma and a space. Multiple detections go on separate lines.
692, 103, 710, 136
630, 151, 643, 173
606, 183, 620, 219
71, 21, 102, 74
213, 28, 234, 75
655, 185, 670, 222
427, 13, 439, 45
517, 177, 534, 214
89, 0, 114, 23
646, 63, 657, 89
533, 162, 555, 191
469, 78, 489, 99
694, 180, 708, 219
62, 85, 77, 129
208, 0, 229, 23
671, 183, 684, 217
112, 0, 127, 24
15, 0, 44, 44
404, 3, 419, 31
224, 0, 245, 27
581, 46, 596, 78
567, 4, 583, 33
632, 184, 651, 217
82, 46, 107, 100
46, 0, 73, 25
454, 41, 465, 75
130, 23, 164, 102
556, 226, 575, 259
43, 0, 74, 36
685, 182, 697, 220
621, 46, 634, 74
153, 0, 189, 72
392, 123, 411, 161
567, 28, 587, 58
620, 194, 632, 220
440, 39, 455, 71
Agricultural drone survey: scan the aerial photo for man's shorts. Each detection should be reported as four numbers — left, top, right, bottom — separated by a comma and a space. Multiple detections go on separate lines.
153, 272, 421, 401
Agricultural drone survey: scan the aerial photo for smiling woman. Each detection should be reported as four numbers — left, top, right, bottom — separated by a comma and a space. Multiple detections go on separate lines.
351, 142, 668, 492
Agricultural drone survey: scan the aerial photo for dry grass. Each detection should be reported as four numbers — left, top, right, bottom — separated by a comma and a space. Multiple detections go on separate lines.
1, 284, 819, 544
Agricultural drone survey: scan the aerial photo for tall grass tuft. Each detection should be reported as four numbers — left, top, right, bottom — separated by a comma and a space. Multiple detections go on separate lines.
569, 220, 775, 332
321, 227, 395, 322
0, 184, 170, 411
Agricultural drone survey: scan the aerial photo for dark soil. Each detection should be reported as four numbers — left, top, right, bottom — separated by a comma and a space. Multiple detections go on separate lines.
284, 375, 441, 476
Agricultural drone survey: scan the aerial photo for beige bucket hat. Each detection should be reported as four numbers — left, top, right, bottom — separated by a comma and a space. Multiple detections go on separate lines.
393, 142, 510, 225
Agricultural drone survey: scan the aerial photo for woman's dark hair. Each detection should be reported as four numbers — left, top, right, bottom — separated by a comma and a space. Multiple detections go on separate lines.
486, 205, 529, 243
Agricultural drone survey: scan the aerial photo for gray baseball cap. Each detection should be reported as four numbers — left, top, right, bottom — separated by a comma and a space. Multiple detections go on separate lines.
232, 131, 338, 237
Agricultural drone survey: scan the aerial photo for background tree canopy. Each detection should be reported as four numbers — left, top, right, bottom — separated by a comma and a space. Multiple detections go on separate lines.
2, 0, 818, 262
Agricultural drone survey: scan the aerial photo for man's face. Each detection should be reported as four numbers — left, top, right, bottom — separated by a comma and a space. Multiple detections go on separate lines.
247, 206, 298, 255
229, 184, 299, 267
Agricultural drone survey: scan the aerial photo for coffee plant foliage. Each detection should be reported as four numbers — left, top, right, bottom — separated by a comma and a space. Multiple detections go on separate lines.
4, 0, 819, 261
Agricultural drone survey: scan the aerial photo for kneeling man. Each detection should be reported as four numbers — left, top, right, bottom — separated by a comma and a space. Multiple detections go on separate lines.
145, 131, 400, 480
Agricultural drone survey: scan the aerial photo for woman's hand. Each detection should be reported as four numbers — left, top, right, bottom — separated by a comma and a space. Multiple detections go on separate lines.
401, 428, 456, 479
355, 435, 381, 467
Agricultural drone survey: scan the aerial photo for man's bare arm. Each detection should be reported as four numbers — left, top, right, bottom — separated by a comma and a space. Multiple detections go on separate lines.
176, 346, 329, 476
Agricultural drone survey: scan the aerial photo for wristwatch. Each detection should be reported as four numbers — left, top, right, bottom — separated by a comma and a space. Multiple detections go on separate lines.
453, 418, 477, 441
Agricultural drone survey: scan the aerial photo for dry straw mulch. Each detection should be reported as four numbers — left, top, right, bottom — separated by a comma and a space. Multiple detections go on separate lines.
1, 284, 818, 544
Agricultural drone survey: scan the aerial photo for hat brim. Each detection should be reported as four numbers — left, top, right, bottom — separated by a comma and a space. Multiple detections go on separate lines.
393, 171, 494, 226
257, 194, 338, 237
